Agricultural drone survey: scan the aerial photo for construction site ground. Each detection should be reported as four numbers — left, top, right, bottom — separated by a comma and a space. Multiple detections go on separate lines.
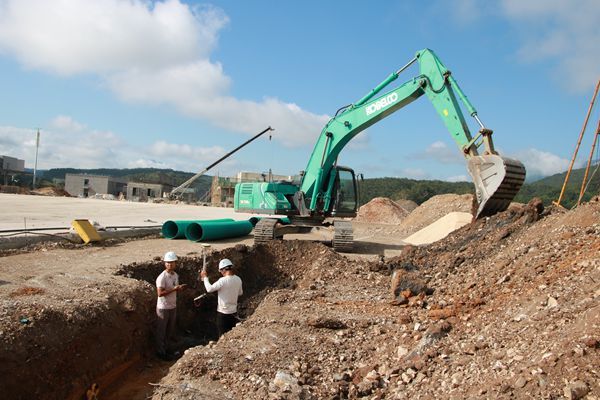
0, 193, 598, 399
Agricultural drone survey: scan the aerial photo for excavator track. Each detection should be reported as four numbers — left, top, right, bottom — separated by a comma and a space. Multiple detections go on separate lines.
253, 218, 279, 245
333, 220, 354, 253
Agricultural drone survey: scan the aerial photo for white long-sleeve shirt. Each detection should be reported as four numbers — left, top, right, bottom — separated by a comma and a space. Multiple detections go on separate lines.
203, 275, 243, 314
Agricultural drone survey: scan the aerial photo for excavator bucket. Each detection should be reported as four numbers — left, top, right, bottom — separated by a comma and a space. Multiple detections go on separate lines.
468, 155, 526, 219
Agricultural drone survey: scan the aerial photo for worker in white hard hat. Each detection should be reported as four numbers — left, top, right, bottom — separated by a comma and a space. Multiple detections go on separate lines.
200, 258, 243, 338
155, 251, 186, 360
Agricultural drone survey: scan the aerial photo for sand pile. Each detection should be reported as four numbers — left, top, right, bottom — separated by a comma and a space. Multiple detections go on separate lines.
400, 193, 473, 236
355, 197, 409, 224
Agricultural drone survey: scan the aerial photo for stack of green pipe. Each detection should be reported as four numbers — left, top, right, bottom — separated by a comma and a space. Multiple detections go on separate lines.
162, 219, 234, 239
185, 220, 254, 242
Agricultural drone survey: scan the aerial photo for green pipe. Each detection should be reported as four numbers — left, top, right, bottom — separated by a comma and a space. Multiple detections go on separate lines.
162, 219, 234, 239
185, 220, 254, 242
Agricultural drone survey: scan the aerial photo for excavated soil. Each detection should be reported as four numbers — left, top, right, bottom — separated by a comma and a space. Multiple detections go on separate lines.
149, 198, 599, 400
0, 195, 598, 400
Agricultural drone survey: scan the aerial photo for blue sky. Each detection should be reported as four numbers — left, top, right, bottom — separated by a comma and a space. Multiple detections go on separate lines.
0, 0, 599, 182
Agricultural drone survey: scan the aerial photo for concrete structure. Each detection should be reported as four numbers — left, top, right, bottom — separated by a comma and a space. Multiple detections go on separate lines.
210, 171, 296, 207
0, 155, 26, 185
211, 176, 237, 207
65, 174, 127, 198
0, 155, 25, 172
127, 182, 173, 202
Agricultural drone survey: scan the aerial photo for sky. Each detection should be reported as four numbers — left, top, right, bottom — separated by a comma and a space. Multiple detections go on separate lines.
0, 0, 599, 183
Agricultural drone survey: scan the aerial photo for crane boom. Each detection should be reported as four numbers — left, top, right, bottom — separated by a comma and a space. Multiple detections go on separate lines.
170, 126, 274, 198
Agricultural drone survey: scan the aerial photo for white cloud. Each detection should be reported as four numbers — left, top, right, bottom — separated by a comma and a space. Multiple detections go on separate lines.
513, 148, 570, 179
50, 115, 86, 132
0, 0, 328, 147
127, 158, 170, 169
0, 0, 223, 74
0, 116, 232, 172
149, 140, 227, 166
446, 174, 470, 182
394, 168, 429, 180
412, 141, 465, 164
500, 0, 600, 93
447, 0, 600, 94
0, 126, 31, 160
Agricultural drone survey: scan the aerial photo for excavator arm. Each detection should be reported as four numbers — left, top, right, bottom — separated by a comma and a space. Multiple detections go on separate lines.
300, 48, 525, 218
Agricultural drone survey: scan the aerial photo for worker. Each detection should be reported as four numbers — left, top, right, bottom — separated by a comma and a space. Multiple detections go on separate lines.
200, 258, 243, 337
155, 251, 186, 360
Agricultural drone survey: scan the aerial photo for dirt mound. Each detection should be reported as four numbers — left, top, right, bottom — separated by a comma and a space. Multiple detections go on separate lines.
356, 197, 410, 224
152, 198, 599, 399
400, 193, 473, 236
395, 198, 418, 212
30, 186, 69, 196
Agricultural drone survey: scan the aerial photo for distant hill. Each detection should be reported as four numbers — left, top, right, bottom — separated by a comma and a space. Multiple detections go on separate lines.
513, 166, 600, 208
359, 165, 599, 209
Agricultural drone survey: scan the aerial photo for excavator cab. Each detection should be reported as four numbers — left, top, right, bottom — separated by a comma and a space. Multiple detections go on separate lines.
330, 167, 358, 217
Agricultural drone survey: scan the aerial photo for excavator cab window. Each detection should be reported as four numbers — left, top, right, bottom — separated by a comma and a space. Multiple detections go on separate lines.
333, 167, 357, 216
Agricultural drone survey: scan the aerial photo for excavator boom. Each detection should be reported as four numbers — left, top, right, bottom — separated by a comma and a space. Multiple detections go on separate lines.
299, 48, 525, 218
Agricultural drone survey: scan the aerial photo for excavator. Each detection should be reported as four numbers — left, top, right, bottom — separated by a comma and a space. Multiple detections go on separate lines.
234, 48, 526, 251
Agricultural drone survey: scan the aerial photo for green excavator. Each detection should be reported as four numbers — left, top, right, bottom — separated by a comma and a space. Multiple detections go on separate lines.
234, 48, 526, 251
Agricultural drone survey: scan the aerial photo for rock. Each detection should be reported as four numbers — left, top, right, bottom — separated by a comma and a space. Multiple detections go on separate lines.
397, 346, 409, 358
546, 297, 558, 308
563, 381, 589, 400
514, 376, 527, 388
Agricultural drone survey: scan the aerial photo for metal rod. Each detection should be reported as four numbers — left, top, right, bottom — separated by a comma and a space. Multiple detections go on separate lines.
473, 115, 485, 129
0, 225, 162, 234
33, 129, 40, 189
555, 79, 600, 207
577, 118, 600, 205
171, 126, 274, 196
394, 56, 418, 76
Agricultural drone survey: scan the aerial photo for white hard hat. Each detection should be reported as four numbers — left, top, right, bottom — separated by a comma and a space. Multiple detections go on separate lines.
164, 251, 178, 262
218, 258, 233, 270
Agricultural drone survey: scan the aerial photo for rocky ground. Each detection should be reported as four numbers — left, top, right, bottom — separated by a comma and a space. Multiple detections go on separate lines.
0, 194, 597, 399
150, 197, 599, 399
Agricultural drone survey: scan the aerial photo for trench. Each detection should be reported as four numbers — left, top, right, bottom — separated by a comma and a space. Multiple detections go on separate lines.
81, 244, 294, 400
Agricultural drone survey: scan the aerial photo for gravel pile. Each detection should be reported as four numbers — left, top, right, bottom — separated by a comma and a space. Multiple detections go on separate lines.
355, 197, 410, 225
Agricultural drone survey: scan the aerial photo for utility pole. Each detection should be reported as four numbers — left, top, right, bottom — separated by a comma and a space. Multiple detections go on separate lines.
33, 128, 40, 189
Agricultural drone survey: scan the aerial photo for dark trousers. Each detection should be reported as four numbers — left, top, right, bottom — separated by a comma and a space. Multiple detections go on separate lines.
156, 307, 176, 355
216, 312, 237, 337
